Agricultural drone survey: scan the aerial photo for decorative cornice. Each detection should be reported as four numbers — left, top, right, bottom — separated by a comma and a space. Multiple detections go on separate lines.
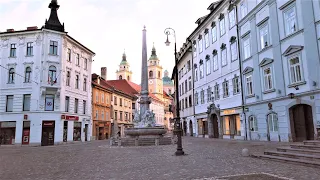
243, 67, 254, 75
259, 58, 274, 67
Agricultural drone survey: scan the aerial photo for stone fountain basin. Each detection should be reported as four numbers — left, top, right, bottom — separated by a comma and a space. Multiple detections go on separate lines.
124, 127, 167, 136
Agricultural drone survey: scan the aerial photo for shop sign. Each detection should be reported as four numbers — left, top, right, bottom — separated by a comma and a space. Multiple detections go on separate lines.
0, 121, 16, 128
43, 122, 54, 127
24, 114, 28, 120
65, 115, 79, 121
223, 109, 236, 115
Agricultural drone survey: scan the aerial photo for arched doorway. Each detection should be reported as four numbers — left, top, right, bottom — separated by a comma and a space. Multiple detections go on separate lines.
189, 120, 193, 136
211, 114, 219, 138
289, 104, 314, 142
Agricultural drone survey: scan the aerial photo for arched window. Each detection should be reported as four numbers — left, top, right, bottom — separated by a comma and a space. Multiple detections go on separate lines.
119, 75, 122, 80
66, 71, 70, 86
249, 116, 258, 132
267, 112, 278, 132
83, 78, 87, 91
25, 67, 32, 83
149, 71, 153, 78
75, 75, 79, 89
158, 71, 160, 78
127, 76, 130, 81
8, 68, 15, 83
48, 65, 57, 84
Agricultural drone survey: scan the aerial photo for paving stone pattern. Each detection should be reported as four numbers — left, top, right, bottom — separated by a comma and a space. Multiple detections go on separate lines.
0, 137, 319, 180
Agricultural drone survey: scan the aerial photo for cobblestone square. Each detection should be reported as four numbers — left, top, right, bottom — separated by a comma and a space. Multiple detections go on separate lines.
0, 137, 319, 180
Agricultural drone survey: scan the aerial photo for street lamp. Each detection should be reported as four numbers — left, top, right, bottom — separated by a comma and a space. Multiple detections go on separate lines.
164, 27, 185, 156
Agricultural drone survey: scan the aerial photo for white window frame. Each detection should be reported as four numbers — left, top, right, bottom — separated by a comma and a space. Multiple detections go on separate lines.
200, 62, 204, 79
206, 58, 211, 75
243, 35, 251, 59
283, 4, 298, 37
233, 76, 240, 94
6, 95, 14, 112
205, 33, 210, 49
245, 74, 253, 96
200, 89, 205, 104
220, 17, 226, 36
193, 43, 197, 57
211, 26, 217, 43
214, 84, 220, 100
249, 116, 258, 132
221, 48, 227, 67
259, 23, 270, 50
230, 42, 238, 61
23, 94, 31, 111
240, 1, 248, 19
222, 80, 229, 97
267, 113, 278, 132
199, 39, 203, 53
229, 9, 236, 28
213, 54, 218, 71
288, 53, 303, 84
263, 66, 273, 91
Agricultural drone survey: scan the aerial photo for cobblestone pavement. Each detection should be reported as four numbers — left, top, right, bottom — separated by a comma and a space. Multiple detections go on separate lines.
0, 137, 319, 180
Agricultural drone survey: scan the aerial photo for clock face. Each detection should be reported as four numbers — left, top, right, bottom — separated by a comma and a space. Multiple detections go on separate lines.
149, 80, 153, 84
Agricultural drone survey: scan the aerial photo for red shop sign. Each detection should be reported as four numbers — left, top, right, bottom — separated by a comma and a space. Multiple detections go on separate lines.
24, 114, 28, 120
65, 115, 79, 121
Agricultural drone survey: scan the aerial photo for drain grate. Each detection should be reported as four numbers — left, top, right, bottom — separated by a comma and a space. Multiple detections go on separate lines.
194, 173, 293, 180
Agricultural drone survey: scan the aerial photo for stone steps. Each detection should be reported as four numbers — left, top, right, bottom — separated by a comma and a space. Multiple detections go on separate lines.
253, 140, 320, 167
111, 137, 173, 146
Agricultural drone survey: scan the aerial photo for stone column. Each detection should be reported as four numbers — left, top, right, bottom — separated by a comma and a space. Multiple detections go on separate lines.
207, 113, 214, 138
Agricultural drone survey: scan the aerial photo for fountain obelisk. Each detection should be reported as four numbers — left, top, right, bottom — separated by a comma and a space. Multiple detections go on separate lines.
139, 26, 151, 120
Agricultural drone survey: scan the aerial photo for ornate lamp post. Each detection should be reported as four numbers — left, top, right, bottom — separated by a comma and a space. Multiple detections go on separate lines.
164, 27, 185, 156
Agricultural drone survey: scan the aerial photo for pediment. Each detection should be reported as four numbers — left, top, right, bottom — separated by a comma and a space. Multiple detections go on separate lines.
259, 58, 274, 67
211, 21, 216, 27
194, 64, 198, 68
283, 45, 304, 56
229, 36, 237, 43
199, 59, 204, 64
243, 67, 254, 74
205, 54, 210, 60
219, 13, 224, 20
212, 49, 217, 55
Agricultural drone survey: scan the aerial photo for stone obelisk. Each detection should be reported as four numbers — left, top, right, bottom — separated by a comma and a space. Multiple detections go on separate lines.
139, 26, 151, 120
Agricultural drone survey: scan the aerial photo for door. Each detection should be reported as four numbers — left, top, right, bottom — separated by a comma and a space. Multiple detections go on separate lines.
189, 120, 193, 137
85, 124, 88, 141
290, 104, 315, 142
41, 121, 55, 146
211, 114, 219, 138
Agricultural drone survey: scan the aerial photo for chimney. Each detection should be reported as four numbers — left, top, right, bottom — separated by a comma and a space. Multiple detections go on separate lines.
6, 29, 14, 32
27, 26, 38, 30
101, 67, 107, 80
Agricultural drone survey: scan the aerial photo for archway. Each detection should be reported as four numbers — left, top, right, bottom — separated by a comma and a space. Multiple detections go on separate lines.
211, 114, 219, 138
289, 104, 314, 142
189, 120, 193, 136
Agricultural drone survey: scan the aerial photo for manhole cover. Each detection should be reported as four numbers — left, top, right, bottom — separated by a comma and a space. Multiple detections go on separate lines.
194, 173, 293, 180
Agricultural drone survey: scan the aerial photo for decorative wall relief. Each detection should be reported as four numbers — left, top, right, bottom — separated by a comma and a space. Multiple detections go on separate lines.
36, 34, 42, 45
19, 36, 26, 46
63, 38, 68, 48
1, 38, 8, 48
34, 66, 40, 81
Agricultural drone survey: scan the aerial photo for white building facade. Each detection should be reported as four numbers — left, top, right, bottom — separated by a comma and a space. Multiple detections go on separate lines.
0, 0, 95, 146
238, 0, 320, 142
177, 41, 197, 136
190, 0, 244, 139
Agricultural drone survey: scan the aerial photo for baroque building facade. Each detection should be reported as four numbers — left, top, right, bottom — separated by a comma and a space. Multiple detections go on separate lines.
0, 0, 95, 146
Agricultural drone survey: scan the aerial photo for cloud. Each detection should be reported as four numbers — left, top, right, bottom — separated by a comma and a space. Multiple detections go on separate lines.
0, 0, 214, 83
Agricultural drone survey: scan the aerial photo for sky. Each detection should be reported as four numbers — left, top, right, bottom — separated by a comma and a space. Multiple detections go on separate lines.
0, 0, 216, 84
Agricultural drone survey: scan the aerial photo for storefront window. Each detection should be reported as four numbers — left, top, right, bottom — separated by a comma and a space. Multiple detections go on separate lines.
0, 121, 16, 145
223, 115, 241, 136
73, 122, 82, 141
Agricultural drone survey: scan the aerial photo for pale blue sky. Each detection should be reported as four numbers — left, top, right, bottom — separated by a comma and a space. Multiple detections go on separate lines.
0, 0, 216, 83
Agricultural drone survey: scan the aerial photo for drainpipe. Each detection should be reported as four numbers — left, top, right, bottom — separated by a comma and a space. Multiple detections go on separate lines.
235, 4, 248, 140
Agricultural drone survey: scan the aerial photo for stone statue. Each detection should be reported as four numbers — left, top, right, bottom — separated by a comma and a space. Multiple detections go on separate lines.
133, 109, 156, 128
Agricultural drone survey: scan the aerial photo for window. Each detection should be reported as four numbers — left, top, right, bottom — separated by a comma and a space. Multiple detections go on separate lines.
243, 36, 251, 59
6, 95, 14, 112
267, 113, 278, 132
181, 82, 184, 94
45, 95, 54, 111
189, 77, 192, 91
49, 41, 58, 55
120, 111, 123, 121
48, 66, 57, 84
220, 16, 226, 36
207, 86, 212, 102
185, 97, 188, 108
231, 42, 238, 61
211, 25, 217, 43
289, 56, 302, 84
284, 6, 297, 36
74, 98, 78, 113
260, 24, 269, 49
193, 42, 197, 57
249, 116, 258, 132
213, 54, 218, 71
10, 44, 16, 57
75, 75, 79, 89
66, 71, 70, 86
246, 75, 253, 96
67, 48, 71, 62
185, 80, 187, 92
181, 99, 184, 110
221, 48, 227, 66
214, 84, 220, 100
233, 76, 240, 94
263, 67, 273, 91
200, 89, 205, 104
158, 71, 161, 78
83, 78, 87, 91
101, 110, 104, 120
195, 92, 199, 105
101, 93, 104, 103
205, 32, 209, 48
23, 94, 31, 111
25, 67, 32, 83
229, 9, 236, 28
240, 2, 248, 19
8, 68, 15, 83
149, 71, 153, 78
187, 61, 191, 71
120, 98, 123, 106
199, 61, 204, 79
189, 95, 192, 107
206, 57, 211, 75
199, 39, 203, 53
114, 111, 118, 120
223, 80, 229, 97
84, 58, 88, 70
76, 54, 80, 66
65, 96, 70, 112
194, 66, 198, 81
26, 42, 33, 56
